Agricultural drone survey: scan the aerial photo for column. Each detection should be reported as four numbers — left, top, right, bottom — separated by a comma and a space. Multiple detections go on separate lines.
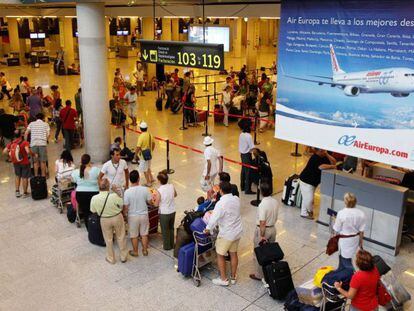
60, 17, 75, 66
77, 2, 110, 163
142, 17, 156, 80
105, 17, 110, 48
161, 18, 172, 41
261, 19, 269, 46
246, 18, 259, 72
234, 18, 243, 58
7, 18, 21, 58
171, 18, 179, 41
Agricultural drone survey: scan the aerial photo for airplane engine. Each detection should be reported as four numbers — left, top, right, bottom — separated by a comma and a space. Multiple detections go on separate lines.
391, 93, 409, 97
343, 86, 360, 96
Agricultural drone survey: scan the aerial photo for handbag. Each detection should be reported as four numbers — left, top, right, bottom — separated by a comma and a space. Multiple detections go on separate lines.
254, 240, 284, 266
87, 193, 110, 247
326, 233, 359, 256
141, 134, 152, 161
378, 282, 392, 306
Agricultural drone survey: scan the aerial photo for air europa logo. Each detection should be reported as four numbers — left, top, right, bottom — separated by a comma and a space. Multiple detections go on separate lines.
338, 135, 356, 146
337, 135, 409, 159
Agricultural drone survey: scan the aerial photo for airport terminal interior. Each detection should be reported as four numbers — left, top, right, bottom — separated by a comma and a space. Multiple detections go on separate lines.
0, 1, 413, 310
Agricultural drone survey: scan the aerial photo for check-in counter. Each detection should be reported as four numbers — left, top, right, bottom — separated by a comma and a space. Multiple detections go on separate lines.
372, 163, 405, 184
6, 52, 20, 66
318, 170, 409, 256
118, 45, 137, 58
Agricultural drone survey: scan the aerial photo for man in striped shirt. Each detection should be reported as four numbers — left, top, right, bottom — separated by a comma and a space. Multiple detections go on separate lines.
25, 113, 50, 177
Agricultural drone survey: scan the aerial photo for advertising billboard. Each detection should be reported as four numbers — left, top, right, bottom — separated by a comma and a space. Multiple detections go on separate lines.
276, 0, 414, 169
189, 25, 230, 52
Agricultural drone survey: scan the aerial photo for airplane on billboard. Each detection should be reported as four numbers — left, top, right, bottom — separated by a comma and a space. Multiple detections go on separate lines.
284, 44, 414, 97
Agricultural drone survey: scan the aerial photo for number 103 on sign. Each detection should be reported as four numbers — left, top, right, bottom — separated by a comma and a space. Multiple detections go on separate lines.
177, 52, 221, 69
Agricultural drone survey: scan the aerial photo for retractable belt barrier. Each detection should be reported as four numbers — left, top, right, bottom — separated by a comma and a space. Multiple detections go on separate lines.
113, 125, 259, 175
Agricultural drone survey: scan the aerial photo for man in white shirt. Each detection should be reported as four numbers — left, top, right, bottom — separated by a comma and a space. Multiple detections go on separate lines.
24, 113, 50, 177
333, 192, 366, 270
98, 148, 129, 196
205, 182, 243, 286
133, 62, 145, 96
250, 182, 279, 281
124, 87, 138, 126
202, 136, 223, 189
238, 124, 255, 195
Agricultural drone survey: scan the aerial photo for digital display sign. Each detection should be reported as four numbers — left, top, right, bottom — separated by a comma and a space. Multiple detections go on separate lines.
138, 40, 224, 71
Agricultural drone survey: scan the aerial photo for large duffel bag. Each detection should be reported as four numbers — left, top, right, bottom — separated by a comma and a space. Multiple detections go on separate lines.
87, 213, 106, 247
174, 224, 193, 258
254, 241, 284, 266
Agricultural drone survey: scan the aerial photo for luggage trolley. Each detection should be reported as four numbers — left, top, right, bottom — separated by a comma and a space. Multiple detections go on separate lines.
51, 180, 76, 214
192, 231, 217, 287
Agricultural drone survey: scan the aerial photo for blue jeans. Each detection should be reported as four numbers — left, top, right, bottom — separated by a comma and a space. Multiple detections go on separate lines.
338, 254, 354, 271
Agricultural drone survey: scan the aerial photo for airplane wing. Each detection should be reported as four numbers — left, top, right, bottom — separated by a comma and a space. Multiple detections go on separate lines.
284, 74, 367, 89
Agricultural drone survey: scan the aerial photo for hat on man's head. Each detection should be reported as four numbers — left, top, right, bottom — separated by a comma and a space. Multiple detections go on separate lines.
203, 136, 214, 146
139, 121, 148, 129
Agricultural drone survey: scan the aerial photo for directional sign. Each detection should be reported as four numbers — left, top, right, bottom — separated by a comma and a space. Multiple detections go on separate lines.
139, 40, 224, 71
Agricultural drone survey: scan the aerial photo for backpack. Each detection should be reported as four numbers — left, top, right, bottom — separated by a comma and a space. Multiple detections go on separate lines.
9, 140, 24, 164
181, 211, 205, 235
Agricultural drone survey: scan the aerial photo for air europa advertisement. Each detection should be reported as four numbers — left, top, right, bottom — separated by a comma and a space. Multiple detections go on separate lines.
276, 0, 414, 169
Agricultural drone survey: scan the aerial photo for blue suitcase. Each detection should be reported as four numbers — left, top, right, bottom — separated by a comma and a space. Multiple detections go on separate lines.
178, 242, 195, 277
190, 217, 206, 233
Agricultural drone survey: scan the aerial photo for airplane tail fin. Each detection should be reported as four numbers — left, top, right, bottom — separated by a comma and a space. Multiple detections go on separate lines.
330, 44, 345, 75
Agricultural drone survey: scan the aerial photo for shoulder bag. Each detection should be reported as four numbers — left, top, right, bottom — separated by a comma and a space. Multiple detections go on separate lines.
141, 134, 152, 161
87, 193, 110, 247
326, 233, 359, 256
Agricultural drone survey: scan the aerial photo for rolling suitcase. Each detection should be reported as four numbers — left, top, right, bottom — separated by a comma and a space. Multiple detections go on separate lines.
156, 98, 163, 111
177, 242, 195, 277
228, 106, 242, 122
174, 225, 193, 258
87, 214, 106, 247
30, 176, 48, 200
282, 174, 299, 206
214, 104, 224, 123
197, 111, 207, 123
148, 206, 159, 234
171, 100, 182, 113
263, 261, 295, 300
189, 217, 207, 233
373, 255, 391, 276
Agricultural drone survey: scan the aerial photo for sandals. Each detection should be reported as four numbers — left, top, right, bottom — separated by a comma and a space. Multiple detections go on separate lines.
129, 250, 139, 257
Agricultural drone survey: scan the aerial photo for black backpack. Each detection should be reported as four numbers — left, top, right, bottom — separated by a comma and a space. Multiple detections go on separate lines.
181, 211, 204, 234
67, 204, 76, 223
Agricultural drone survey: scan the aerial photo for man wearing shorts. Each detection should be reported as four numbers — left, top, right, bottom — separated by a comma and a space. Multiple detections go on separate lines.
123, 170, 152, 257
25, 113, 50, 177
135, 122, 155, 186
124, 87, 138, 126
205, 181, 243, 286
3, 131, 32, 197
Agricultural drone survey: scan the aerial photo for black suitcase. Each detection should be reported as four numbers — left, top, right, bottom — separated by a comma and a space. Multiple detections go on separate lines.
30, 176, 48, 200
254, 242, 284, 266
228, 107, 242, 122
156, 98, 163, 111
87, 214, 106, 247
171, 100, 182, 113
263, 261, 294, 300
282, 174, 299, 205
373, 255, 391, 276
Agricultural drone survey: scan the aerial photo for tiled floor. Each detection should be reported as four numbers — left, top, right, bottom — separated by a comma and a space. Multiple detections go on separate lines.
0, 49, 413, 310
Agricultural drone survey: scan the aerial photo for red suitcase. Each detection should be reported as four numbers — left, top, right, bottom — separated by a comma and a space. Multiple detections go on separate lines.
197, 110, 208, 123
214, 105, 224, 122
148, 206, 159, 234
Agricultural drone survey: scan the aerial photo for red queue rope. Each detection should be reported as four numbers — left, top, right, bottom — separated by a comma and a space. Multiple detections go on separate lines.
183, 105, 275, 125
115, 124, 258, 170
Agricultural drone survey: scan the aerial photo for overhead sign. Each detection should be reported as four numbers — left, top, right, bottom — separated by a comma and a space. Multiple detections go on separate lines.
138, 40, 224, 71
276, 0, 414, 169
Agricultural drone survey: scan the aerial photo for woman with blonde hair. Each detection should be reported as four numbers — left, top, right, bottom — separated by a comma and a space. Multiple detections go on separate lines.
333, 192, 366, 270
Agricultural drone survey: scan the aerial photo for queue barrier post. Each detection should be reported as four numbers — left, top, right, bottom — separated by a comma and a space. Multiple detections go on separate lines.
213, 81, 217, 101
250, 174, 261, 206
202, 95, 211, 137
291, 143, 302, 157
254, 115, 260, 145
166, 139, 175, 174
179, 104, 188, 130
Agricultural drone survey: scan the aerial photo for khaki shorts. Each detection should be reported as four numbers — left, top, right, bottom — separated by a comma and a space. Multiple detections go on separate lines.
128, 214, 149, 238
31, 145, 48, 162
215, 237, 240, 256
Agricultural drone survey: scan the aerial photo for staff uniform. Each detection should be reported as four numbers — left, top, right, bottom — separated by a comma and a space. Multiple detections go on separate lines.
158, 183, 176, 250
124, 185, 151, 238
90, 191, 127, 263
253, 196, 279, 278
299, 154, 330, 217
238, 132, 254, 192
203, 146, 221, 185
206, 194, 243, 256
333, 207, 366, 270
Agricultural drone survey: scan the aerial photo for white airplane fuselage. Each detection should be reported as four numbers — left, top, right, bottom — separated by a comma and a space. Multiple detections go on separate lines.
333, 67, 414, 95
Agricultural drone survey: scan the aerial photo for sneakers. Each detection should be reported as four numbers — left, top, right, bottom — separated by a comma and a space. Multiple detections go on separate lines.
212, 278, 229, 286
22, 192, 30, 199
15, 191, 21, 198
230, 275, 237, 285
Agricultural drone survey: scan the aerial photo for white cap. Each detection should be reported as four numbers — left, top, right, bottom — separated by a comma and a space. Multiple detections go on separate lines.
139, 121, 148, 129
203, 136, 214, 146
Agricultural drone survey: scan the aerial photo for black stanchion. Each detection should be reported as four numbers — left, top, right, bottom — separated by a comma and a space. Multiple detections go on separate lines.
179, 105, 188, 130
254, 115, 260, 145
291, 143, 302, 157
204, 75, 208, 92
213, 81, 217, 101
250, 178, 261, 206
202, 95, 211, 137
122, 125, 126, 148
165, 139, 175, 174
